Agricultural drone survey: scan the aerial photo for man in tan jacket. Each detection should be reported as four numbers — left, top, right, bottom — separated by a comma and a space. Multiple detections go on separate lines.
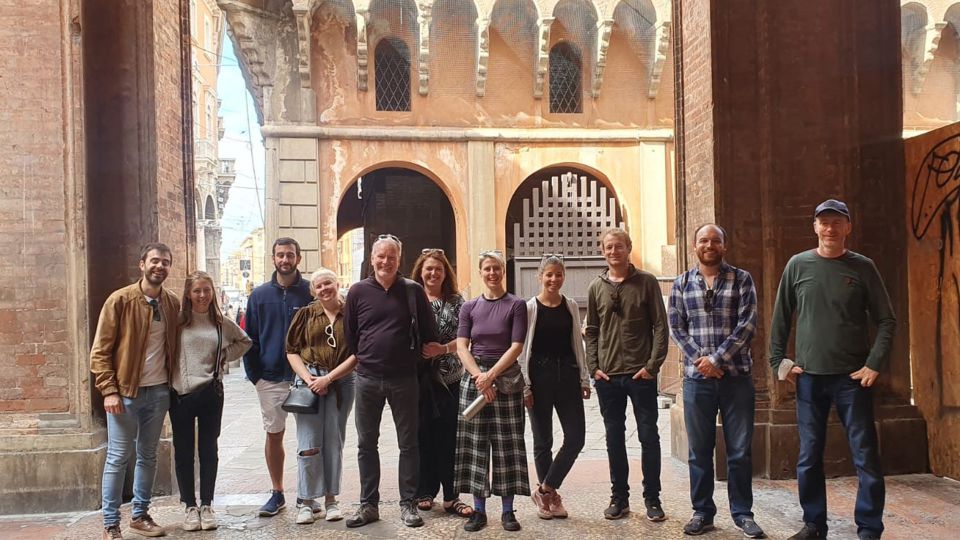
90, 243, 179, 540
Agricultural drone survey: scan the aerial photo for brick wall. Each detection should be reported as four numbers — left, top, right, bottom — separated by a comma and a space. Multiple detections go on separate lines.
0, 0, 72, 415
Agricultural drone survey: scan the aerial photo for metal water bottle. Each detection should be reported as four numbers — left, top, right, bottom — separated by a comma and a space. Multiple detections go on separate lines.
462, 394, 488, 421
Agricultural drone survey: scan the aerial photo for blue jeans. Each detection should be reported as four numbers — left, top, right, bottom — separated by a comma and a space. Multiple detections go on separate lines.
683, 376, 755, 521
595, 375, 661, 501
295, 372, 356, 500
796, 373, 884, 536
101, 385, 170, 526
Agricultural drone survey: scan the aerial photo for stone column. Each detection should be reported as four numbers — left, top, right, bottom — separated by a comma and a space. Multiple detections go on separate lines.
466, 140, 496, 297
671, 0, 927, 479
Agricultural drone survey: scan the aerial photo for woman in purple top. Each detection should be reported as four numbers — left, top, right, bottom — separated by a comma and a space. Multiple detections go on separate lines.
454, 250, 530, 533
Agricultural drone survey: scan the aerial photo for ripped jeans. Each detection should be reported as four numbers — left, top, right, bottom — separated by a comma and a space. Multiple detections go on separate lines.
294, 371, 356, 501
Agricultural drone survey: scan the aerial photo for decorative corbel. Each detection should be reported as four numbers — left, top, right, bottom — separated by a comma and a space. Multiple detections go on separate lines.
417, 2, 432, 96
533, 17, 554, 99
913, 22, 947, 95
356, 10, 370, 91
591, 19, 614, 98
292, 1, 312, 89
647, 20, 671, 99
476, 17, 490, 97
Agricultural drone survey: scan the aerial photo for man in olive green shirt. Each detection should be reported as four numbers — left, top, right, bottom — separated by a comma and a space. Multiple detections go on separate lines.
769, 199, 894, 540
585, 228, 668, 522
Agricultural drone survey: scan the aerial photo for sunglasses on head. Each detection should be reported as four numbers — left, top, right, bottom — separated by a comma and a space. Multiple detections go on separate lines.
540, 253, 565, 262
478, 250, 503, 259
421, 248, 445, 255
377, 233, 401, 243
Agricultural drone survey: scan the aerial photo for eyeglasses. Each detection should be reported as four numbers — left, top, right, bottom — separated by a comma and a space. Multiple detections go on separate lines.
541, 253, 565, 262
324, 323, 337, 349
478, 249, 503, 259
704, 289, 715, 313
148, 299, 161, 322
421, 248, 445, 255
377, 233, 402, 248
610, 288, 621, 316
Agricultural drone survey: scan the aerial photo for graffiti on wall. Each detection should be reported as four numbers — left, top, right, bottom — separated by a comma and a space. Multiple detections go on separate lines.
911, 132, 960, 410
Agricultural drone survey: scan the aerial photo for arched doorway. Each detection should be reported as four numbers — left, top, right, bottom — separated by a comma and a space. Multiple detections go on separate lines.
505, 166, 623, 307
336, 167, 457, 281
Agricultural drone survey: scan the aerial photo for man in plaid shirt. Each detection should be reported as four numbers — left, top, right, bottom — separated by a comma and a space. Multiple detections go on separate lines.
668, 224, 764, 538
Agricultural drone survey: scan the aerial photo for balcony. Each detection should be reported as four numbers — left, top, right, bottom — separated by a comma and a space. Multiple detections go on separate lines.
194, 138, 218, 173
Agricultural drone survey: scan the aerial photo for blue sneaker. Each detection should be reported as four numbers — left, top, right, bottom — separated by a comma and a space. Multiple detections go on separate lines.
259, 490, 285, 517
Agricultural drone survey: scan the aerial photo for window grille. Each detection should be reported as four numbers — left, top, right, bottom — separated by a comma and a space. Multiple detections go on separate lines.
549, 42, 582, 113
375, 38, 412, 112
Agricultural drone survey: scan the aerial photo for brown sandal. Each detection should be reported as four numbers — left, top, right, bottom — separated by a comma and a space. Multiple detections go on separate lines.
416, 497, 434, 511
444, 499, 474, 518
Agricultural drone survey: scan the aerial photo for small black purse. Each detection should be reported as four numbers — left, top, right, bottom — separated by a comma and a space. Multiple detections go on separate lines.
281, 375, 319, 414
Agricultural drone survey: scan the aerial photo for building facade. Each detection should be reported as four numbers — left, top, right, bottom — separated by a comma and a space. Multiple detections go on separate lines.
192, 0, 233, 284
219, 0, 678, 301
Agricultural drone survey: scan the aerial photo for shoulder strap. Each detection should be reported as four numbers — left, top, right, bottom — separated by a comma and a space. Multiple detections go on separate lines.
403, 279, 420, 350
214, 321, 223, 380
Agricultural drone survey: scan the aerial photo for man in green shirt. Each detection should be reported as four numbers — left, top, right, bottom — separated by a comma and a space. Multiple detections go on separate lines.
585, 228, 668, 523
769, 199, 895, 540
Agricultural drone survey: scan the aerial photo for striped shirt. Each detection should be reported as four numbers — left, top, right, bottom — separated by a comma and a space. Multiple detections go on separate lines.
668, 262, 758, 379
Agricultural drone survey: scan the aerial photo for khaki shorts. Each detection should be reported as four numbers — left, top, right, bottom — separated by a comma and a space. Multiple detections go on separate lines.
255, 379, 290, 434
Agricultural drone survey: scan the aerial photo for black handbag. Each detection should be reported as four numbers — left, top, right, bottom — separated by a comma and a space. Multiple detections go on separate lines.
281, 375, 319, 414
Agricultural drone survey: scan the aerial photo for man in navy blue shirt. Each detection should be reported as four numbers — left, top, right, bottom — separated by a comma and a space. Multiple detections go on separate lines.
344, 235, 441, 529
243, 237, 312, 517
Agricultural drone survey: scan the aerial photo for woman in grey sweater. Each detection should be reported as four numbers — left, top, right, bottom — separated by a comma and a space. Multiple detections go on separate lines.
171, 271, 251, 532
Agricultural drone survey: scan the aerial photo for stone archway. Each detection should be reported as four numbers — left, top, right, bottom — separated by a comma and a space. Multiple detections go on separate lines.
336, 166, 457, 279
504, 165, 623, 304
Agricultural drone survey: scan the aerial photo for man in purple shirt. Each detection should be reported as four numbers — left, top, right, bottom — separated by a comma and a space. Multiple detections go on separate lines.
344, 235, 441, 529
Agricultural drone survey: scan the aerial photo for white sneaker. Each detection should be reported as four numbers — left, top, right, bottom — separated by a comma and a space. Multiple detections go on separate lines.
324, 501, 342, 521
296, 504, 316, 525
183, 506, 201, 531
199, 505, 217, 530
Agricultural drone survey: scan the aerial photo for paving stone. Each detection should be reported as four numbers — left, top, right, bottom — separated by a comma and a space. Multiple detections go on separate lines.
2, 372, 958, 539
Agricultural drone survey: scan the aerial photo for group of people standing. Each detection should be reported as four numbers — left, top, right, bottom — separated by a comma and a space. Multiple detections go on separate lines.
90, 197, 892, 540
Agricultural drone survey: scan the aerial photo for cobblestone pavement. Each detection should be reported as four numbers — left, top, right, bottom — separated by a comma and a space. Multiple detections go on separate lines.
2, 370, 959, 539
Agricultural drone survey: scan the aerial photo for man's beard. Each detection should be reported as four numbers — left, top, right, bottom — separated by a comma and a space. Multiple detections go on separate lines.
143, 271, 166, 286
276, 263, 296, 276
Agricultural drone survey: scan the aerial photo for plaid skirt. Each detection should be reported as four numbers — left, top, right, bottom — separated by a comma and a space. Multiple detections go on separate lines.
454, 362, 530, 498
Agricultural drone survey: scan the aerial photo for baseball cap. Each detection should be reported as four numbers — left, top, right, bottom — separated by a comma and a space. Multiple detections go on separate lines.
814, 199, 850, 219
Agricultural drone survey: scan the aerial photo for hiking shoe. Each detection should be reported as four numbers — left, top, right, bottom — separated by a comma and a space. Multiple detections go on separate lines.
645, 497, 666, 522
858, 532, 881, 540
788, 523, 827, 539
501, 511, 521, 531
346, 503, 379, 528
604, 497, 630, 520
102, 525, 124, 540
295, 504, 315, 525
129, 514, 166, 537
531, 486, 553, 519
325, 500, 342, 521
258, 490, 285, 517
550, 491, 568, 518
199, 506, 217, 531
182, 506, 200, 532
464, 511, 488, 532
683, 514, 715, 535
735, 517, 765, 538
400, 503, 424, 528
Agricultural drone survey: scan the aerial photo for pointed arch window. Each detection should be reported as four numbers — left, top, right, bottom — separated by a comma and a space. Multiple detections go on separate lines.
375, 38, 412, 112
549, 41, 582, 114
